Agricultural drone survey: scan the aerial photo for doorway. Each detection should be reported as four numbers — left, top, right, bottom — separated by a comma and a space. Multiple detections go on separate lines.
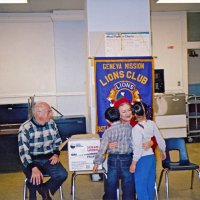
188, 49, 200, 96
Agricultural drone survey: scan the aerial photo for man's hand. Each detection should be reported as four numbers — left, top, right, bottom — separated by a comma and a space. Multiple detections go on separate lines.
49, 154, 59, 165
108, 142, 118, 150
30, 167, 43, 185
142, 140, 153, 150
93, 164, 99, 173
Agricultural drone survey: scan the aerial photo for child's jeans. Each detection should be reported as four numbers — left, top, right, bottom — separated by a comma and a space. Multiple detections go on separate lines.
104, 153, 135, 200
134, 154, 156, 200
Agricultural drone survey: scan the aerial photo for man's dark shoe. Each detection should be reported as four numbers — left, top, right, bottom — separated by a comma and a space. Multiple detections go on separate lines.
37, 184, 52, 200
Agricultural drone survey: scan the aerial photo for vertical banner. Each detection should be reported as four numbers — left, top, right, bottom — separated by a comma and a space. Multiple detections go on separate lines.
94, 57, 154, 137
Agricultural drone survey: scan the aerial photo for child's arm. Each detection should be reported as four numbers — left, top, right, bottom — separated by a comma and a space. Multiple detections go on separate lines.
93, 164, 99, 173
130, 160, 137, 173
152, 121, 166, 153
131, 125, 144, 170
160, 151, 166, 160
93, 130, 109, 168
142, 136, 157, 150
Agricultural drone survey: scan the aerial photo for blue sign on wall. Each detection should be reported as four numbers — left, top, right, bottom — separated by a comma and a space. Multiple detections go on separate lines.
94, 57, 154, 136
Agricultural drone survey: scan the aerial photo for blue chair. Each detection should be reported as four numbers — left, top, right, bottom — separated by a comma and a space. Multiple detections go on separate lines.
157, 138, 200, 200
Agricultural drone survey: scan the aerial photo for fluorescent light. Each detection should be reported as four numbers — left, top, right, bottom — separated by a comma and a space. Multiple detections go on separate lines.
157, 0, 200, 3
0, 0, 27, 3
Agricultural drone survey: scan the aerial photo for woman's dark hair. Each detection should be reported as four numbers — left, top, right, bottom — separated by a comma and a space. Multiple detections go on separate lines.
104, 107, 120, 123
132, 102, 147, 116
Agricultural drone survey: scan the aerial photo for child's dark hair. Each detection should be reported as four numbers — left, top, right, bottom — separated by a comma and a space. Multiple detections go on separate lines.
105, 107, 120, 123
132, 102, 147, 116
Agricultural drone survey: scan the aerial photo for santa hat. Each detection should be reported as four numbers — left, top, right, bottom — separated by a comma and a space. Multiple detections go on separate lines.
114, 97, 131, 108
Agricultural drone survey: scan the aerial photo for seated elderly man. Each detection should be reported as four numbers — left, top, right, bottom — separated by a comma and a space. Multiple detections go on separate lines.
18, 101, 68, 200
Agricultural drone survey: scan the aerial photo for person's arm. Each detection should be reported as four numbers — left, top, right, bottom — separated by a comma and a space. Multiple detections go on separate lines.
93, 130, 109, 166
142, 136, 157, 150
130, 117, 137, 127
152, 121, 166, 153
151, 136, 158, 150
130, 160, 137, 173
52, 120, 62, 155
131, 125, 143, 171
93, 164, 99, 173
18, 126, 44, 185
18, 127, 35, 169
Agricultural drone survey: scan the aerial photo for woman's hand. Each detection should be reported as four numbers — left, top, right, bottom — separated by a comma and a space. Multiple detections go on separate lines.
108, 142, 118, 150
142, 140, 153, 150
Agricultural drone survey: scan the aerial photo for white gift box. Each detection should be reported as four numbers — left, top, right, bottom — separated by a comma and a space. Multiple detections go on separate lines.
68, 138, 102, 171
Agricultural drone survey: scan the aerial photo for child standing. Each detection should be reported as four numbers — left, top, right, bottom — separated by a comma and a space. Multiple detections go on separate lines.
130, 102, 166, 200
93, 106, 134, 200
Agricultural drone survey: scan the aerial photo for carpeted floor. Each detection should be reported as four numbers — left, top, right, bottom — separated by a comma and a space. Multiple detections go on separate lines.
0, 142, 199, 200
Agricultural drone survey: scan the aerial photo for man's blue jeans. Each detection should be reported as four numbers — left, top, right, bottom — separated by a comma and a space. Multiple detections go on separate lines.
23, 157, 68, 199
104, 154, 135, 200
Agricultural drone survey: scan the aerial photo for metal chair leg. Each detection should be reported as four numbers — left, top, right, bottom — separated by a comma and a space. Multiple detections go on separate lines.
70, 172, 73, 195
197, 169, 200, 182
71, 171, 107, 200
165, 170, 169, 200
157, 169, 164, 191
116, 180, 120, 200
155, 182, 159, 200
103, 172, 107, 194
191, 169, 200, 189
23, 178, 28, 200
72, 173, 76, 200
191, 170, 194, 189
59, 185, 63, 200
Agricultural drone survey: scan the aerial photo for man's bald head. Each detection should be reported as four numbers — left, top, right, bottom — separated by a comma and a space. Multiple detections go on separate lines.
32, 102, 53, 125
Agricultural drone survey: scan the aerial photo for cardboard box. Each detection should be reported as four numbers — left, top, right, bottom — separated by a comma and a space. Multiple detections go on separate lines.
68, 138, 102, 171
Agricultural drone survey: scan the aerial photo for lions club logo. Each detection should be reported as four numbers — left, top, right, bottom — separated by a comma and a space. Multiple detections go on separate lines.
107, 80, 142, 106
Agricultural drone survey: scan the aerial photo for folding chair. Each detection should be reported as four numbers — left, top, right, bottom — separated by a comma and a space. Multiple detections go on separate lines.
68, 134, 107, 200
23, 174, 63, 200
157, 137, 200, 200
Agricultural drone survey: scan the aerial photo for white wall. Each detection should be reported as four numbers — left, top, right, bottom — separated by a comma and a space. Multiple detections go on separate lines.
53, 19, 86, 116
152, 11, 200, 95
86, 0, 150, 32
0, 14, 56, 105
151, 12, 186, 93
0, 12, 87, 119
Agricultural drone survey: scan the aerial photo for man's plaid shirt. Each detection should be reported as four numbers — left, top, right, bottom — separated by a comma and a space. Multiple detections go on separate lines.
18, 118, 62, 168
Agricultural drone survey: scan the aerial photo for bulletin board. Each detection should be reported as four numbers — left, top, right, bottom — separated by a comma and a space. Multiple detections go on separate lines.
89, 31, 151, 57
105, 32, 151, 56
